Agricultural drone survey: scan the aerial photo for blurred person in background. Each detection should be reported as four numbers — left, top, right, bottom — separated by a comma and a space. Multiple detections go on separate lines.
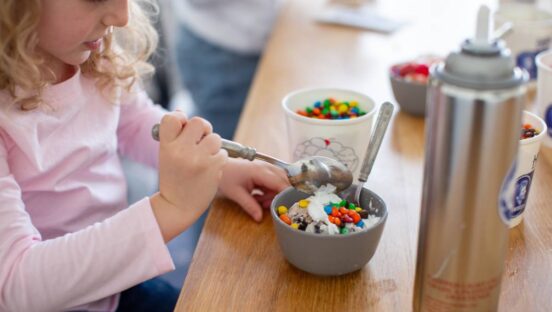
172, 0, 282, 140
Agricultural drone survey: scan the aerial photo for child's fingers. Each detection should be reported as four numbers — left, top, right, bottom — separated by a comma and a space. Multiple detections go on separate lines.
159, 113, 187, 142
253, 191, 276, 210
232, 188, 263, 222
172, 109, 188, 120
267, 164, 290, 188
255, 161, 289, 189
253, 164, 290, 193
212, 149, 228, 168
253, 189, 279, 203
254, 190, 279, 210
261, 199, 273, 209
180, 117, 213, 145
199, 133, 222, 155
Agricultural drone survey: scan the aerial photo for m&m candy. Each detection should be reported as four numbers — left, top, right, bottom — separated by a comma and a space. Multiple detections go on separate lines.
521, 123, 540, 140
296, 98, 367, 120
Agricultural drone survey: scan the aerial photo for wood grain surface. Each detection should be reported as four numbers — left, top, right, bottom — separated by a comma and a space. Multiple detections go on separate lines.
175, 0, 552, 310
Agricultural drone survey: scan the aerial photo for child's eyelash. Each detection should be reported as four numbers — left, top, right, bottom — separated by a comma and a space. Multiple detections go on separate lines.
87, 0, 108, 3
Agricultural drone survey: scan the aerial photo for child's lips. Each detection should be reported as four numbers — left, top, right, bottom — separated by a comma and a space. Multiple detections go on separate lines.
84, 38, 102, 50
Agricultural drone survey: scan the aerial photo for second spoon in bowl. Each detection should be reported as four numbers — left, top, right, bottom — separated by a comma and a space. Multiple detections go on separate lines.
353, 102, 394, 205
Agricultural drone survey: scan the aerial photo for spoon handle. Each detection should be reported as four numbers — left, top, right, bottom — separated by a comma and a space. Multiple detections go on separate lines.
151, 123, 288, 168
358, 102, 394, 183
219, 140, 290, 169
220, 139, 257, 161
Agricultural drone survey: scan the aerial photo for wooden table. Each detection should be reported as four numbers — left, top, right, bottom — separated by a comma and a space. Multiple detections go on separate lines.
175, 0, 552, 310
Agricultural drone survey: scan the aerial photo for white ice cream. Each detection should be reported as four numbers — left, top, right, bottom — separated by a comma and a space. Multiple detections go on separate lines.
288, 184, 380, 235
305, 185, 342, 234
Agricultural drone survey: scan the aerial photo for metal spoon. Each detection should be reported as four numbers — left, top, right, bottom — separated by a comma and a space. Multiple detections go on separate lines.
151, 124, 353, 194
353, 102, 394, 205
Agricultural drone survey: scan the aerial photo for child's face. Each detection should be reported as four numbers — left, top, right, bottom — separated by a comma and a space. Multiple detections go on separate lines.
37, 0, 129, 74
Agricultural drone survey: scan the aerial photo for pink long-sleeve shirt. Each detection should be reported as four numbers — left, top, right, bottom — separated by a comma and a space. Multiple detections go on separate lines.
0, 70, 175, 311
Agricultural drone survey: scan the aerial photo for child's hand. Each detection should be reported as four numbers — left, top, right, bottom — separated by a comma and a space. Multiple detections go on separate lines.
218, 159, 290, 222
156, 113, 227, 223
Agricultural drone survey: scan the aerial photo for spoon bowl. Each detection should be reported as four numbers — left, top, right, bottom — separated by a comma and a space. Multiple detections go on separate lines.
286, 156, 353, 194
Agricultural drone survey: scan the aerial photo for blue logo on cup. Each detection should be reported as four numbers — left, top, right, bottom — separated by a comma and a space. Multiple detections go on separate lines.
517, 48, 548, 80
511, 172, 534, 218
499, 161, 517, 224
546, 105, 552, 138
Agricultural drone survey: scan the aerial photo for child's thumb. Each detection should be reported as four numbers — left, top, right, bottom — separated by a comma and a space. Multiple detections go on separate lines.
232, 189, 263, 222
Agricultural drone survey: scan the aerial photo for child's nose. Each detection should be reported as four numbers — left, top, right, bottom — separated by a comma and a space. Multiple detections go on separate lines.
102, 0, 129, 27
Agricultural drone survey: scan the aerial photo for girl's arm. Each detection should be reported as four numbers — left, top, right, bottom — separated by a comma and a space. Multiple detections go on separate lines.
0, 111, 226, 311
0, 144, 174, 311
116, 88, 166, 168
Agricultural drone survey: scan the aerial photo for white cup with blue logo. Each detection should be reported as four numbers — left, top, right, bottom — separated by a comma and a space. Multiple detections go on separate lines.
536, 49, 552, 148
509, 111, 547, 228
495, 3, 552, 84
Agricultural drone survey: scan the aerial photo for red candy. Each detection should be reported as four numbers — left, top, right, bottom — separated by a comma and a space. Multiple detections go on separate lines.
414, 64, 430, 76
397, 63, 430, 84
342, 215, 354, 223
393, 57, 441, 85
399, 64, 417, 76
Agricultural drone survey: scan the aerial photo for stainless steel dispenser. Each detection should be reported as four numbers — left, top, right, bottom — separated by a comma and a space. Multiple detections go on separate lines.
413, 5, 528, 311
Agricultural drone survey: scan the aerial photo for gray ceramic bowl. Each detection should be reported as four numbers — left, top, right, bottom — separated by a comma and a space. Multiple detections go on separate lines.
389, 68, 428, 117
271, 186, 387, 276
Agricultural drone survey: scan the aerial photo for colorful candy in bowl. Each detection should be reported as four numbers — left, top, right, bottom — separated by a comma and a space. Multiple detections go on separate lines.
270, 185, 387, 276
389, 57, 441, 116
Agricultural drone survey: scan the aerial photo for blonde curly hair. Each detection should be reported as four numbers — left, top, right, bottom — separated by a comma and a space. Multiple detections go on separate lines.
0, 0, 159, 110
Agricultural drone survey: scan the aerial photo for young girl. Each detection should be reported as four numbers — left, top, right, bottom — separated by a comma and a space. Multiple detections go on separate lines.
0, 0, 288, 311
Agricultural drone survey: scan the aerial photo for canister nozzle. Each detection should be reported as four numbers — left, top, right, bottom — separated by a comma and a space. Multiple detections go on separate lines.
473, 5, 491, 48
434, 4, 526, 90
463, 5, 499, 54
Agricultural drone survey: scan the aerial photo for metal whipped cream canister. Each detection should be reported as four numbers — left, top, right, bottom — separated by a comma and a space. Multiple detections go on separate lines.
413, 6, 528, 312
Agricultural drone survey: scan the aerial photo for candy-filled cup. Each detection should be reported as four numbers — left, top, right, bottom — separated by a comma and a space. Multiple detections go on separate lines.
509, 111, 548, 228
282, 88, 377, 180
270, 186, 387, 276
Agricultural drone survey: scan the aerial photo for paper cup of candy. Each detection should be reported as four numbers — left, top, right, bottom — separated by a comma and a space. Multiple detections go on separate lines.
271, 185, 387, 276
282, 87, 377, 180
509, 111, 548, 228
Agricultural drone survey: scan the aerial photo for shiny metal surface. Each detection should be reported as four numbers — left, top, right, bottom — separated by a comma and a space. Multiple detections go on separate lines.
286, 156, 353, 194
151, 124, 353, 194
413, 81, 525, 311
